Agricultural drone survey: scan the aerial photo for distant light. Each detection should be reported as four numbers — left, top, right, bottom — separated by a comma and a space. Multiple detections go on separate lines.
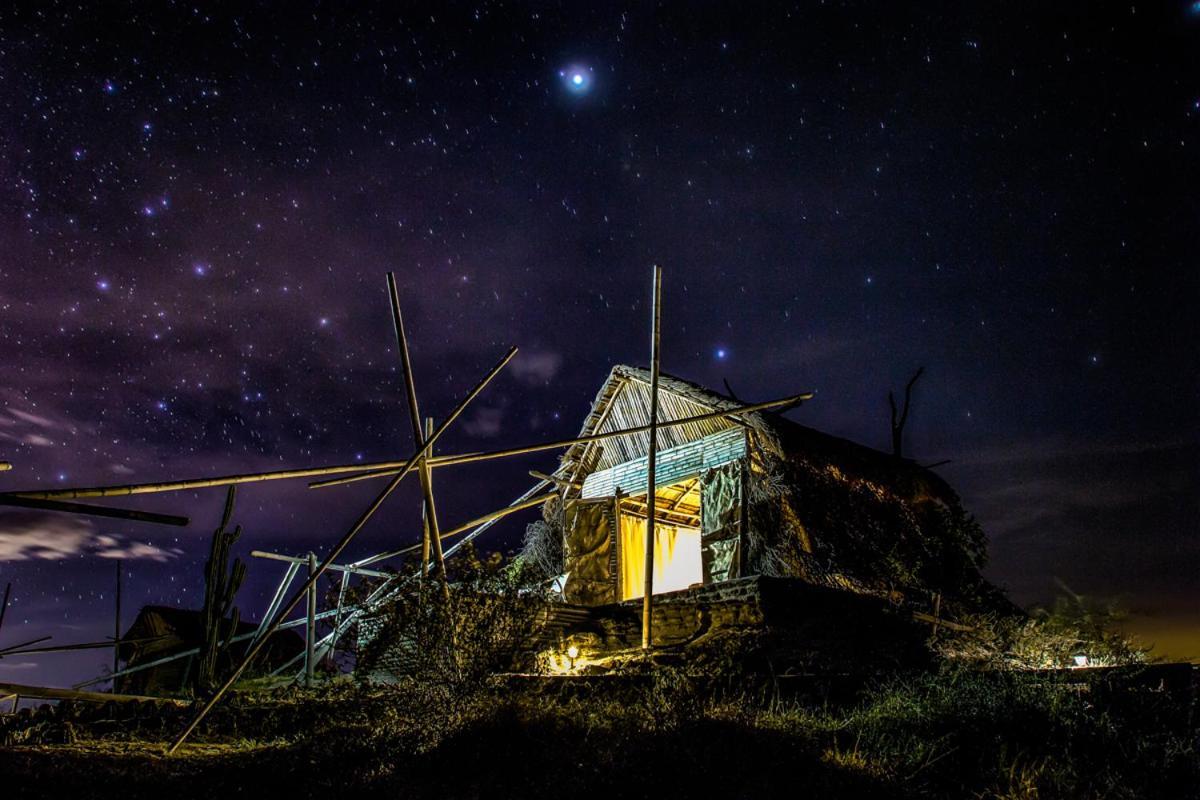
193, 263, 207, 276
319, 317, 330, 327
1073, 654, 1090, 668
566, 645, 579, 660
715, 348, 727, 360
96, 279, 110, 291
572, 73, 584, 86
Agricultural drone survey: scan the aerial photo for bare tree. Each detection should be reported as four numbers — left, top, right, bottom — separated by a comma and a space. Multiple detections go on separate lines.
888, 366, 925, 459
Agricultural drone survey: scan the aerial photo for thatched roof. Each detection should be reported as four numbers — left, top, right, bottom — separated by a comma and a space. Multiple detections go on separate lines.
557, 364, 957, 507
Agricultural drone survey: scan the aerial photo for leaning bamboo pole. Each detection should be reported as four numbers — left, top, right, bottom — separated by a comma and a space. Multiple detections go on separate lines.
642, 264, 663, 651
0, 494, 188, 526
308, 392, 812, 489
386, 272, 448, 591
166, 344, 517, 754
2, 393, 810, 503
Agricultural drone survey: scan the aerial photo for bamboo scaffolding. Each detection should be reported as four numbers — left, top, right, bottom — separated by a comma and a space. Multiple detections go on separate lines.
309, 392, 811, 489
642, 264, 663, 651
250, 550, 390, 578
166, 343, 517, 754
310, 481, 553, 666
0, 494, 188, 526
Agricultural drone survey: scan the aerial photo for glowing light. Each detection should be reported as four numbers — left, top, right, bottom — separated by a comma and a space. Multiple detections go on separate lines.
559, 65, 593, 95
618, 505, 702, 601
566, 645, 579, 660
715, 347, 727, 360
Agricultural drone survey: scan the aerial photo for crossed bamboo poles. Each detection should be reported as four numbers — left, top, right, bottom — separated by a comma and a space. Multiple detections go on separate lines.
0, 271, 813, 753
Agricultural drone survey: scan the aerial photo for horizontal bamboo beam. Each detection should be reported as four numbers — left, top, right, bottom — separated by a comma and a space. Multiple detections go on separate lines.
529, 470, 579, 488
1, 392, 811, 503
0, 494, 188, 526
310, 391, 813, 489
250, 550, 390, 578
0, 681, 188, 706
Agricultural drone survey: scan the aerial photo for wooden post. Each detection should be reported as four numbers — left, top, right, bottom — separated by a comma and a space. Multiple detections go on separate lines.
305, 552, 317, 687
642, 264, 663, 651
166, 343, 517, 754
113, 561, 122, 678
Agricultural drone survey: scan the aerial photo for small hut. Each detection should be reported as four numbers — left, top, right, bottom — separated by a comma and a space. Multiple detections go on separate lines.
116, 605, 303, 695
526, 366, 1004, 667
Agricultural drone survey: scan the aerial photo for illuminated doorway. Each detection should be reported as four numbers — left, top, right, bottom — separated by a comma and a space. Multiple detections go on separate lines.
617, 478, 703, 601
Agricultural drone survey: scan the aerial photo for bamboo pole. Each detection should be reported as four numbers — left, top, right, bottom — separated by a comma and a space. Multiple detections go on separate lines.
386, 272, 448, 591
642, 264, 663, 651
166, 344, 517, 754
309, 392, 812, 489
2, 393, 809, 503
253, 561, 300, 646
528, 470, 579, 488
113, 561, 122, 678
0, 582, 10, 639
305, 552, 316, 687
249, 550, 390, 578
0, 681, 188, 706
421, 417, 436, 580
0, 494, 188, 526
0, 635, 51, 656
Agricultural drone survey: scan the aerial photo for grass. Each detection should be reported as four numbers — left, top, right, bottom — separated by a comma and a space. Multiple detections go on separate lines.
1, 666, 1195, 799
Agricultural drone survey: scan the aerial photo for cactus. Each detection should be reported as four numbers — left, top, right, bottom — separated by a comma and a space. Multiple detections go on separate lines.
196, 486, 245, 693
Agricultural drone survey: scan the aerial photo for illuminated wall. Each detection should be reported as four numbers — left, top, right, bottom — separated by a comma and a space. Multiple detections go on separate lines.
618, 513, 703, 600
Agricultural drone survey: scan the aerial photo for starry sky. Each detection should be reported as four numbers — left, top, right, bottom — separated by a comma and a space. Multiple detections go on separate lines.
0, 2, 1197, 687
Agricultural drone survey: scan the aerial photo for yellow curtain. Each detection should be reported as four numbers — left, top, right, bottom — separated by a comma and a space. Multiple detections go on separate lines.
619, 514, 702, 601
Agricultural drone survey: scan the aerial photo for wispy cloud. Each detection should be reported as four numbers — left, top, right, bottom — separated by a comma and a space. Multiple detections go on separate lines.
0, 512, 183, 563
510, 350, 563, 386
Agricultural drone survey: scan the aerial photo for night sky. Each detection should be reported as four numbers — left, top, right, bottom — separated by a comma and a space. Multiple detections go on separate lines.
1, 2, 1197, 688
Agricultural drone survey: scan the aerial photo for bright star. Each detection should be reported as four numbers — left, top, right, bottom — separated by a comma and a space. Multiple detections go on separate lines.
715, 348, 728, 360
559, 65, 593, 95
